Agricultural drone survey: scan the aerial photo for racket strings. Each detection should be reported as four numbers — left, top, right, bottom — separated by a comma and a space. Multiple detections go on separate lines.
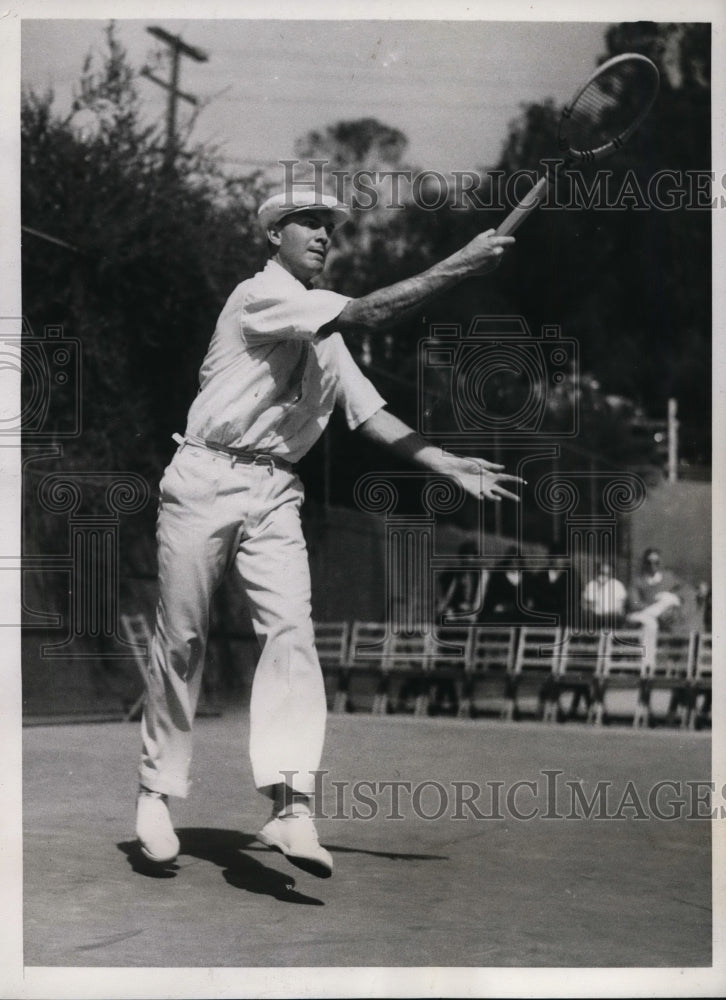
563, 59, 659, 157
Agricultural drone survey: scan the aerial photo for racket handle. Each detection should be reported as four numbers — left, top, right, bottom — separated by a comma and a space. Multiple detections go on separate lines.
495, 175, 548, 236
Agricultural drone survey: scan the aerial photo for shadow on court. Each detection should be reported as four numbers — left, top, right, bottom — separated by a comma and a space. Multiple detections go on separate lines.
118, 828, 447, 902
119, 830, 325, 904
23, 711, 712, 968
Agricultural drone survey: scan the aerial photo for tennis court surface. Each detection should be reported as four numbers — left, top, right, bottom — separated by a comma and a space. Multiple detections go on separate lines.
23, 711, 712, 969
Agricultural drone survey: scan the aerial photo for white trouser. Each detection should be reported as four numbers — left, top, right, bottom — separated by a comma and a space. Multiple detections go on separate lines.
627, 591, 681, 625
626, 592, 681, 668
138, 443, 327, 798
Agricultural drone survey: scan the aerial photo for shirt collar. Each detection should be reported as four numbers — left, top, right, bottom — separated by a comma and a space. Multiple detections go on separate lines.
263, 257, 310, 291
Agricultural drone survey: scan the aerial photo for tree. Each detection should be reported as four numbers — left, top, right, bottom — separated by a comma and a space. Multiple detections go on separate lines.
22, 22, 269, 552
295, 117, 408, 169
292, 22, 710, 529
294, 117, 426, 372
490, 22, 711, 466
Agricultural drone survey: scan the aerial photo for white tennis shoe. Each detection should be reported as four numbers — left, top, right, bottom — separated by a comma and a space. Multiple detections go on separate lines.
257, 803, 333, 878
135, 788, 180, 864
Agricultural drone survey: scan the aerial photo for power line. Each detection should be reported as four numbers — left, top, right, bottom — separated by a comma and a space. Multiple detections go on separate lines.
224, 91, 519, 111
22, 225, 82, 254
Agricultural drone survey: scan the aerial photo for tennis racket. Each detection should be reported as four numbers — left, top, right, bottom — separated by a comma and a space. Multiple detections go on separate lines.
496, 53, 660, 236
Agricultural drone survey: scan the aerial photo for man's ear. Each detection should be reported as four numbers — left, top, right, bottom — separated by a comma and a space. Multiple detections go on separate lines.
267, 225, 282, 249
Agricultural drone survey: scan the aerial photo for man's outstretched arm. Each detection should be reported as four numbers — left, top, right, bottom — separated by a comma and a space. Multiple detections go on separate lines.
357, 408, 525, 503
320, 229, 514, 336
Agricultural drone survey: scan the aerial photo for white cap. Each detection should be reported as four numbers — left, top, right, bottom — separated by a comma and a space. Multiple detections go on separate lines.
257, 187, 350, 232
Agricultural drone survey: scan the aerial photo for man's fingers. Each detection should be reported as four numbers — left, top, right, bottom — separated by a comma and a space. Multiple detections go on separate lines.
470, 460, 524, 478
481, 486, 521, 503
480, 229, 515, 246
474, 467, 527, 485
495, 487, 522, 502
455, 463, 527, 500
494, 473, 527, 484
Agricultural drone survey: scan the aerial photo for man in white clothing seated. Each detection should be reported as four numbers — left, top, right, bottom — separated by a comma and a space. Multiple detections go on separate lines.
582, 560, 628, 632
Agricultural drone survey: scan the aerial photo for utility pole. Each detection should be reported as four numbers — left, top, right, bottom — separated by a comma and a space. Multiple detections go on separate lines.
667, 398, 679, 483
141, 25, 208, 171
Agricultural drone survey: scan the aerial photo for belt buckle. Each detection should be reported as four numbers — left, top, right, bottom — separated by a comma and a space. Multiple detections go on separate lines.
253, 453, 275, 475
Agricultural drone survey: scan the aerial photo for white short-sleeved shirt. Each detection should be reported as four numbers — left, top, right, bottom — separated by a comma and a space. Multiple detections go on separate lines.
185, 260, 385, 463
583, 577, 627, 616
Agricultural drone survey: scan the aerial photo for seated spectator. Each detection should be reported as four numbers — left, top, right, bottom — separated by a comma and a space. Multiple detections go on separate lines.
527, 542, 579, 628
693, 586, 712, 723
530, 543, 585, 719
625, 548, 682, 671
696, 580, 712, 632
437, 542, 485, 623
431, 542, 486, 715
626, 548, 682, 632
480, 545, 532, 624
582, 560, 627, 631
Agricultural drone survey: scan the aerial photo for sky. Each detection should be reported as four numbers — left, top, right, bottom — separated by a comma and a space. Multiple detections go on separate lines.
20, 18, 610, 174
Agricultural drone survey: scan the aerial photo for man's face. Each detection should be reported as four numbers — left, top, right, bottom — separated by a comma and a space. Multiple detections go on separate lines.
269, 210, 336, 285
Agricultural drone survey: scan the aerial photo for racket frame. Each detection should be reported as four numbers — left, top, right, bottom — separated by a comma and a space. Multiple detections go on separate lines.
559, 52, 660, 163
495, 52, 660, 237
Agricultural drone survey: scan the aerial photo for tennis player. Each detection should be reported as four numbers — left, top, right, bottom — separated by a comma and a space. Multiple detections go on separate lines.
135, 187, 520, 878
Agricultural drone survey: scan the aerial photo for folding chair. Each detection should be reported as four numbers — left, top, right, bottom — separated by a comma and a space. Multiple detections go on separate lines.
461, 626, 518, 719
597, 630, 649, 726
345, 621, 391, 713
313, 621, 351, 713
509, 626, 561, 721
644, 631, 696, 727
383, 631, 435, 716
554, 631, 606, 723
427, 624, 472, 717
689, 632, 712, 729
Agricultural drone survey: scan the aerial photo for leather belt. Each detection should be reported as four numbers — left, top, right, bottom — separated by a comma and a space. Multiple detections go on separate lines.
173, 433, 294, 473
